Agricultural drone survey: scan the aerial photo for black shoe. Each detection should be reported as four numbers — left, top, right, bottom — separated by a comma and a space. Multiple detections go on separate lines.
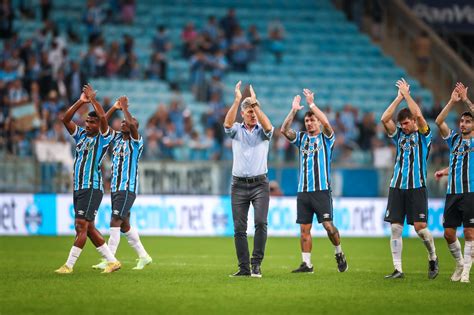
291, 262, 314, 273
335, 253, 348, 272
229, 269, 251, 277
385, 269, 405, 279
428, 258, 439, 280
251, 265, 262, 278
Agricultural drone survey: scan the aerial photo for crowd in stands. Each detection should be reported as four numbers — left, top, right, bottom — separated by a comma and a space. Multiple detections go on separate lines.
0, 1, 450, 170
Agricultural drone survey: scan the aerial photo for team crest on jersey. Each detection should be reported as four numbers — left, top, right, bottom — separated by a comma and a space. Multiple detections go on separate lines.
399, 134, 417, 151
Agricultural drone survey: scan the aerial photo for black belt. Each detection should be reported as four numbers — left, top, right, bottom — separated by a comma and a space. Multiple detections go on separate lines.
233, 174, 267, 184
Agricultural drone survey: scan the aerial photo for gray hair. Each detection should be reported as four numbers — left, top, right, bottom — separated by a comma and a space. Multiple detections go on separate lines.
240, 97, 260, 111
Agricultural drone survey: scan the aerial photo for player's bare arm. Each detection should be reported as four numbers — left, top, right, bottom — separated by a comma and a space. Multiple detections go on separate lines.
435, 88, 460, 138
281, 95, 303, 142
304, 88, 333, 137
61, 92, 89, 135
397, 78, 428, 133
434, 167, 449, 181
105, 99, 121, 121
380, 86, 404, 136
249, 85, 273, 133
83, 83, 109, 135
455, 82, 474, 113
223, 81, 242, 129
120, 96, 140, 140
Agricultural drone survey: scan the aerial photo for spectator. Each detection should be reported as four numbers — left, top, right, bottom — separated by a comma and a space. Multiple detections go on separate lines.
84, 0, 105, 43
152, 26, 171, 81
230, 27, 251, 72
106, 41, 121, 78
181, 22, 198, 58
6, 79, 29, 108
247, 25, 261, 61
413, 30, 431, 82
188, 130, 205, 160
357, 112, 376, 151
219, 8, 238, 41
269, 181, 283, 196
189, 50, 209, 101
267, 19, 285, 64
208, 50, 228, 79
40, 0, 52, 21
161, 119, 183, 160
121, 0, 136, 24
92, 38, 107, 77
66, 61, 87, 103
201, 127, 220, 160
202, 15, 219, 43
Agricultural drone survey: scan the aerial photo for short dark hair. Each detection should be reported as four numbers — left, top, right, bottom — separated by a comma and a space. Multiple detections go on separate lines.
88, 111, 98, 118
397, 108, 414, 122
461, 111, 473, 119
304, 111, 315, 119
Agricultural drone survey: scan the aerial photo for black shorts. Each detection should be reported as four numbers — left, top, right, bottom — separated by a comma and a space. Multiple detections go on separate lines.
111, 191, 136, 220
296, 190, 333, 224
384, 187, 428, 225
443, 193, 474, 228
73, 188, 104, 222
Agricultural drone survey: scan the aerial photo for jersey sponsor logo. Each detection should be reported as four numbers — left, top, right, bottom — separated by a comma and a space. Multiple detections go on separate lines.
76, 139, 95, 152
452, 143, 472, 156
419, 213, 426, 219
323, 213, 330, 219
113, 209, 120, 216
300, 138, 322, 155
113, 142, 130, 157
77, 210, 85, 216
399, 134, 417, 151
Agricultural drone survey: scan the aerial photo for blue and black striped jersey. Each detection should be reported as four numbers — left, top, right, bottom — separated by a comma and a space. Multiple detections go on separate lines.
389, 127, 431, 189
444, 130, 474, 194
110, 132, 144, 193
72, 126, 114, 192
291, 131, 335, 192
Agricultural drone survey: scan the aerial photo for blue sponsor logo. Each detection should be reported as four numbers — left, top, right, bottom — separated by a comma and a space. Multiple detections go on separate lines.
26, 195, 56, 235
24, 202, 42, 234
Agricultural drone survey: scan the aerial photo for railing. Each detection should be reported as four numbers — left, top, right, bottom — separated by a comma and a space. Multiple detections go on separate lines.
0, 158, 448, 197
380, 0, 474, 102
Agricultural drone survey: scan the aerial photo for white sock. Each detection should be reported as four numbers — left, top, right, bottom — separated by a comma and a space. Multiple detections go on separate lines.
108, 227, 121, 256
302, 252, 312, 267
391, 224, 403, 272
448, 239, 464, 265
334, 245, 342, 254
464, 241, 473, 272
417, 228, 437, 261
65, 246, 82, 268
125, 227, 148, 258
96, 244, 117, 262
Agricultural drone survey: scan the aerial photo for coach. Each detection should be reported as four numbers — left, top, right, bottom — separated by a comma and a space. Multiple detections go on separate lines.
223, 81, 274, 278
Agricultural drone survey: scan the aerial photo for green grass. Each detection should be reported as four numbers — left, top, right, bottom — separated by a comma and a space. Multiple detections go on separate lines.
0, 236, 472, 315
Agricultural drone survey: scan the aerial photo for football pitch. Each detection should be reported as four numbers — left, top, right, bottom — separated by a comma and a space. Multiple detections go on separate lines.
0, 236, 472, 315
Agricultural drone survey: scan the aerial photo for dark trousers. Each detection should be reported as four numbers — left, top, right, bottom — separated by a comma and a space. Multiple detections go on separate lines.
231, 177, 270, 271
